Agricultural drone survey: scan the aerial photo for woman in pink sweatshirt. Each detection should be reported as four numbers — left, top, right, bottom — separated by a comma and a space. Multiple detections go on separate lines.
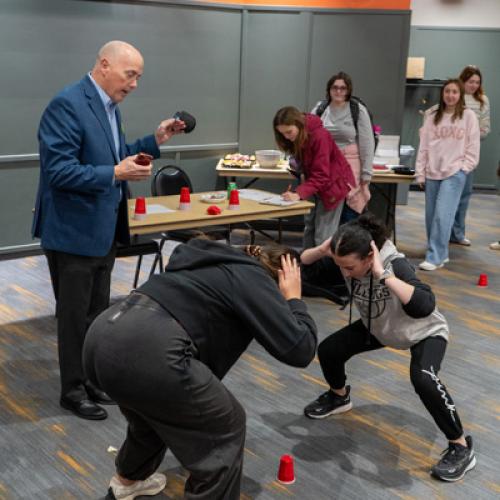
273, 106, 355, 249
415, 79, 480, 271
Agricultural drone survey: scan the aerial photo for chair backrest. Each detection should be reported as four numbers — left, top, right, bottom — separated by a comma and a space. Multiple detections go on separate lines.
151, 165, 193, 197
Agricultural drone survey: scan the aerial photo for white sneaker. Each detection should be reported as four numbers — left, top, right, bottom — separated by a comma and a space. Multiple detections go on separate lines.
489, 241, 500, 251
451, 238, 471, 246
109, 473, 167, 500
443, 258, 450, 264
419, 261, 444, 271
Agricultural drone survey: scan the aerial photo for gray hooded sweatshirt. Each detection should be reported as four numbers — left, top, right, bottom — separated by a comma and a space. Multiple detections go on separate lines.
346, 240, 449, 349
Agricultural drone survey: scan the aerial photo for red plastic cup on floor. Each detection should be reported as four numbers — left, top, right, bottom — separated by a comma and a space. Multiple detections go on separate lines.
277, 454, 295, 484
228, 189, 240, 210
134, 196, 146, 220
477, 273, 488, 287
179, 187, 191, 210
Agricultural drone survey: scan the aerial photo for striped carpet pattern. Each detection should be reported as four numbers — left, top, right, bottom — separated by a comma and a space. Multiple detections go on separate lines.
0, 192, 499, 499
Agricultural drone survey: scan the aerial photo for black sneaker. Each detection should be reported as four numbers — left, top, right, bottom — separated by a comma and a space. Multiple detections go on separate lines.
431, 435, 476, 481
304, 386, 352, 419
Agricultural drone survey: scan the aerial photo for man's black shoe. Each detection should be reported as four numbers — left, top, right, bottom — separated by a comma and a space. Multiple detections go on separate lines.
85, 384, 117, 406
60, 397, 108, 420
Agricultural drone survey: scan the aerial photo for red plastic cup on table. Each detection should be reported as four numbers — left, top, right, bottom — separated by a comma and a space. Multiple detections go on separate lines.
277, 454, 295, 485
228, 189, 240, 210
477, 273, 488, 287
133, 196, 147, 220
179, 186, 191, 210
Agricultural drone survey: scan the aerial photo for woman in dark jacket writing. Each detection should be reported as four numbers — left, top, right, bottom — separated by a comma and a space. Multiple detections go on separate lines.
273, 106, 355, 249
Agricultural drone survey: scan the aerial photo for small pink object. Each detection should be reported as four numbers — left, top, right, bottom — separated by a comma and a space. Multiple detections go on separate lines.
228, 189, 240, 210
477, 273, 488, 287
373, 125, 382, 135
179, 187, 191, 210
277, 454, 295, 485
133, 197, 146, 220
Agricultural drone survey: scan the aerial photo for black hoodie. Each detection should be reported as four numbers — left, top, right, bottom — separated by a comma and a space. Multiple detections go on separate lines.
138, 239, 317, 379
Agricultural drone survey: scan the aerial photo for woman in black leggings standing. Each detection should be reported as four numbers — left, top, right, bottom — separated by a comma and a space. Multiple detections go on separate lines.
301, 213, 476, 482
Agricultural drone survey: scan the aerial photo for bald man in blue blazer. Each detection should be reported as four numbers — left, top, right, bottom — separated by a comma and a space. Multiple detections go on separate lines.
32, 41, 185, 420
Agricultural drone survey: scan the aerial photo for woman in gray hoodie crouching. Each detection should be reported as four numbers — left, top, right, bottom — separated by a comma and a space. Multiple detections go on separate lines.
301, 213, 475, 483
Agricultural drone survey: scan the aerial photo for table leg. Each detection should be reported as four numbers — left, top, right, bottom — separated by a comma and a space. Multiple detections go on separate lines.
387, 184, 397, 244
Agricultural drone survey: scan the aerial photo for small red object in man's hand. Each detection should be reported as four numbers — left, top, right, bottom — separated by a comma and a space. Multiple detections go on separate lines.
135, 153, 154, 166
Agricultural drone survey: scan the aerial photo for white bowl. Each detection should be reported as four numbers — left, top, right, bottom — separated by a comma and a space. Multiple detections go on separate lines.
200, 192, 227, 204
255, 150, 282, 168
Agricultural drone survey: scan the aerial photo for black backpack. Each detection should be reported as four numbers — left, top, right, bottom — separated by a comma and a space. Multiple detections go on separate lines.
315, 96, 378, 150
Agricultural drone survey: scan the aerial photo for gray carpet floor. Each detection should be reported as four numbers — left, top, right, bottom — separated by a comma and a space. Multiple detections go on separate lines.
0, 191, 499, 499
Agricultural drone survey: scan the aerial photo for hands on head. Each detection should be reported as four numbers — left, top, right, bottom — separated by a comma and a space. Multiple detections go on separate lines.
278, 253, 301, 300
369, 240, 385, 279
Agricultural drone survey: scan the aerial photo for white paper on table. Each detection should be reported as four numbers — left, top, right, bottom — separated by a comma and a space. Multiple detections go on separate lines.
259, 195, 300, 207
146, 204, 176, 214
238, 189, 277, 202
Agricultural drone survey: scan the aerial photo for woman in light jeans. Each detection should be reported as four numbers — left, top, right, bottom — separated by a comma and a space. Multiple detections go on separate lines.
312, 71, 374, 224
450, 65, 491, 246
416, 79, 480, 271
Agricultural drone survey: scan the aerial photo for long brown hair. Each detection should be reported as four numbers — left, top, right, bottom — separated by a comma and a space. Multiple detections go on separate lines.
247, 244, 300, 282
433, 79, 465, 126
459, 65, 485, 108
273, 106, 308, 161
325, 71, 353, 103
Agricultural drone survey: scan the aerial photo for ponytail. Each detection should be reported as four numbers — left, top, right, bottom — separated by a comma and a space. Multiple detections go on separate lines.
330, 212, 389, 258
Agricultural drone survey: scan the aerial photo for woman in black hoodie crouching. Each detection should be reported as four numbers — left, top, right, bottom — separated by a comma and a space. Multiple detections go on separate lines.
83, 239, 317, 500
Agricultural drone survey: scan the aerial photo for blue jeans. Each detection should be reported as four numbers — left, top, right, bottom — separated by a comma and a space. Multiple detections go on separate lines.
450, 172, 473, 242
425, 170, 467, 265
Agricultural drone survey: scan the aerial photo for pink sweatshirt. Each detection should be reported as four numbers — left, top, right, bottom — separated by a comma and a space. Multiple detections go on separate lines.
415, 108, 480, 183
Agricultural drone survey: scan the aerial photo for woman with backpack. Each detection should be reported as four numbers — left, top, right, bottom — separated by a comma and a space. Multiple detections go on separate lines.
312, 71, 375, 223
274, 106, 355, 249
416, 79, 480, 271
301, 213, 476, 483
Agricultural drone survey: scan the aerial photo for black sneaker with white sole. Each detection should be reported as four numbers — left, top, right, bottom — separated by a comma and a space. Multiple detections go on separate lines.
304, 385, 352, 419
431, 435, 476, 481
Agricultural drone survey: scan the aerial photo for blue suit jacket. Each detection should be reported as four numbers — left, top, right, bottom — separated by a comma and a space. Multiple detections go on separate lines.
32, 75, 160, 257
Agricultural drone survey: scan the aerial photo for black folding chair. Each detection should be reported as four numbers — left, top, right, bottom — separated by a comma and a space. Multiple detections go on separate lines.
150, 165, 230, 271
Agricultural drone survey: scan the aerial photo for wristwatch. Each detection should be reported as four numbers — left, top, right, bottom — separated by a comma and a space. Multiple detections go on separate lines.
379, 268, 395, 285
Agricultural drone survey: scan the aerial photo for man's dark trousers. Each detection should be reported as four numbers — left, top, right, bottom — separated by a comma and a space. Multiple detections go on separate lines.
45, 246, 116, 400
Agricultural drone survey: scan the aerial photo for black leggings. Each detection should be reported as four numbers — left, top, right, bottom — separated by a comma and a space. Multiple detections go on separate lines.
318, 320, 464, 441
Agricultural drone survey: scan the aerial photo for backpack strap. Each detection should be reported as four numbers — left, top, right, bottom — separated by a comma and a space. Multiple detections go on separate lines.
315, 99, 329, 117
349, 97, 360, 134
